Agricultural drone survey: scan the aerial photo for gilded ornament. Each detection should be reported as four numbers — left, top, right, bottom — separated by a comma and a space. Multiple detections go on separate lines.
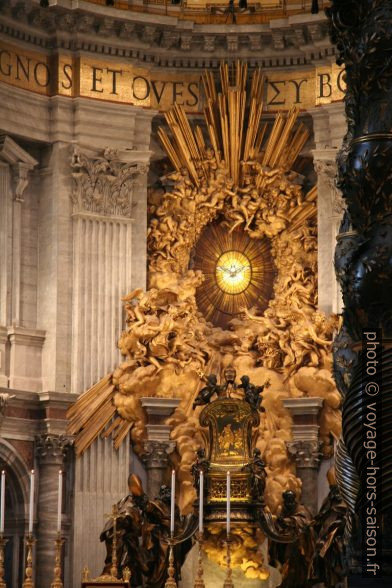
68, 64, 340, 565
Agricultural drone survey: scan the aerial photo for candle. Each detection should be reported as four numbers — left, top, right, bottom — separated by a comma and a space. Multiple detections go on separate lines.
170, 469, 175, 536
0, 470, 5, 534
57, 470, 63, 533
28, 470, 34, 535
199, 470, 204, 534
226, 471, 231, 538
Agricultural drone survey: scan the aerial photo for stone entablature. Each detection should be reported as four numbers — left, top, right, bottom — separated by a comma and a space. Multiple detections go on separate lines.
0, 1, 333, 69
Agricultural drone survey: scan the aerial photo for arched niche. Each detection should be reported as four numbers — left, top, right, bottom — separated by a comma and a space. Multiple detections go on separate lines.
0, 438, 31, 587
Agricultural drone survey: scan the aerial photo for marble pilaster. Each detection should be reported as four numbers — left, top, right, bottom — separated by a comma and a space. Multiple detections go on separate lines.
309, 103, 347, 316
70, 147, 150, 394
0, 326, 7, 388
283, 398, 323, 514
35, 433, 72, 588
0, 138, 38, 326
0, 135, 44, 392
313, 151, 345, 315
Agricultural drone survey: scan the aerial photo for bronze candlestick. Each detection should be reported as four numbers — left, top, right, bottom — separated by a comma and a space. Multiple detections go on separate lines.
104, 504, 120, 579
164, 539, 177, 588
22, 534, 35, 588
0, 535, 8, 588
51, 533, 64, 588
193, 531, 205, 588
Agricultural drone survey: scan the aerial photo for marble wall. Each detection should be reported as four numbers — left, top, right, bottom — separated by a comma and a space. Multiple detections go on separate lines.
0, 84, 154, 586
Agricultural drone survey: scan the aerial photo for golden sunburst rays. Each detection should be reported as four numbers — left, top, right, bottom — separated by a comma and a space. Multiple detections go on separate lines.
157, 61, 309, 189
191, 223, 276, 328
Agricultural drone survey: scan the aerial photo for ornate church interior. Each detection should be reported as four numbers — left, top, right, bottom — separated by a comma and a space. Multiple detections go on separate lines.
0, 0, 391, 587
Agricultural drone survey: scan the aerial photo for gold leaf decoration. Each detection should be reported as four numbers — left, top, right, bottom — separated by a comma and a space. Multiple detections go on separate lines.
191, 223, 276, 328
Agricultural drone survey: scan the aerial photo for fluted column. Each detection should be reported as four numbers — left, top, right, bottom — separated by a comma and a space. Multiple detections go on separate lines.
284, 398, 323, 514
35, 434, 72, 588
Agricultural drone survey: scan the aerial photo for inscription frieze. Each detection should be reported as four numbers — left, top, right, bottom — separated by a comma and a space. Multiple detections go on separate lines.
0, 40, 346, 112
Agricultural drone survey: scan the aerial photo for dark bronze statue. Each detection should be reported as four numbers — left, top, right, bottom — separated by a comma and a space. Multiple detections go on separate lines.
269, 490, 314, 588
242, 448, 266, 503
193, 374, 221, 408
100, 474, 148, 585
308, 468, 348, 587
140, 485, 172, 588
193, 370, 270, 411
190, 448, 210, 494
100, 475, 190, 588
238, 375, 270, 412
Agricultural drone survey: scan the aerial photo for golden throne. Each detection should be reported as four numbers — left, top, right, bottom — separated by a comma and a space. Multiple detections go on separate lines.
199, 395, 260, 524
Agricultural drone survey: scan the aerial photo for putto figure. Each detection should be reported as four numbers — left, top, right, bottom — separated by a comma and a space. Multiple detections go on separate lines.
193, 374, 221, 408
238, 374, 270, 411
193, 370, 270, 412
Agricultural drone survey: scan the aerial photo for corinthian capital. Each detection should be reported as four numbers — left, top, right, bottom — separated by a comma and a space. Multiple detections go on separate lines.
71, 146, 148, 218
286, 440, 321, 469
35, 434, 73, 463
141, 440, 175, 469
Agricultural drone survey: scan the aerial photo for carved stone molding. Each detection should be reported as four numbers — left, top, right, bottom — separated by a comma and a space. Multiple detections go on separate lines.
70, 147, 148, 218
272, 32, 285, 50
119, 21, 136, 39
35, 434, 73, 464
181, 33, 193, 51
143, 25, 158, 46
308, 23, 324, 43
227, 34, 239, 52
248, 33, 262, 51
286, 440, 322, 469
332, 189, 345, 217
0, 135, 38, 187
314, 157, 346, 218
314, 158, 337, 189
11, 162, 32, 202
203, 35, 215, 52
141, 440, 175, 470
161, 30, 180, 49
0, 3, 335, 69
98, 17, 115, 37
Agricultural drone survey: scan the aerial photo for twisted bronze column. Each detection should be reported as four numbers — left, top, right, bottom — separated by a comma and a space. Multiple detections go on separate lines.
327, 0, 392, 579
